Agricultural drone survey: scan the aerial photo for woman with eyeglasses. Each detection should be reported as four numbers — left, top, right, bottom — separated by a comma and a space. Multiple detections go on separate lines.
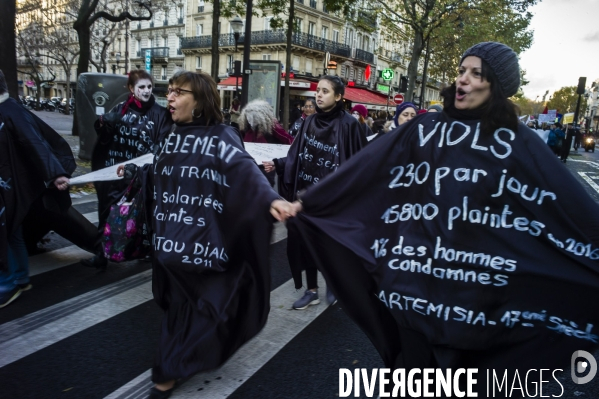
263, 75, 367, 310
83, 70, 173, 269
289, 98, 316, 137
146, 71, 292, 398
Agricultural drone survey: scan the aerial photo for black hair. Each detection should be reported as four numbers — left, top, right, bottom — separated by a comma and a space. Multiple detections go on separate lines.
0, 70, 7, 95
319, 75, 345, 96
441, 58, 519, 136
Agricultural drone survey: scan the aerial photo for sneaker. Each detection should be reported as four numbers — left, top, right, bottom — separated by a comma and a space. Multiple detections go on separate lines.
0, 287, 22, 308
18, 283, 32, 291
326, 287, 337, 306
292, 290, 320, 310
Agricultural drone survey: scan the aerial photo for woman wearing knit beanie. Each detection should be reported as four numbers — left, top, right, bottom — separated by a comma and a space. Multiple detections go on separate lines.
279, 42, 599, 385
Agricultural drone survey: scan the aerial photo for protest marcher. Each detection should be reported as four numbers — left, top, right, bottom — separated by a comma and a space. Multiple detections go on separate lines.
427, 104, 443, 113
0, 70, 73, 307
393, 102, 417, 128
350, 104, 374, 137
290, 101, 302, 127
83, 70, 172, 269
289, 98, 316, 137
147, 71, 291, 398
560, 123, 576, 163
547, 122, 565, 156
283, 42, 599, 387
229, 97, 241, 131
240, 99, 293, 186
372, 110, 388, 134
263, 75, 367, 309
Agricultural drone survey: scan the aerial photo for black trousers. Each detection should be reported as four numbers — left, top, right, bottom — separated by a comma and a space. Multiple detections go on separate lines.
560, 135, 573, 162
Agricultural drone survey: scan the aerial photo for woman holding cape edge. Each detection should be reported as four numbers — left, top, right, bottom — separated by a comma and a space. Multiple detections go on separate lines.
283, 42, 599, 388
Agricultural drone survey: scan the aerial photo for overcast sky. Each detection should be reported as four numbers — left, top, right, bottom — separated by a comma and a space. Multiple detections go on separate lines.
519, 0, 599, 100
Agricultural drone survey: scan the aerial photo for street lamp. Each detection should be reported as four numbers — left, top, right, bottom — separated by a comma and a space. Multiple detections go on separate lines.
230, 16, 244, 99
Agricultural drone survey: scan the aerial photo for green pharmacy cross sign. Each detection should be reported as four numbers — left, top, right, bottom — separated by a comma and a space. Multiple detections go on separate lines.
381, 69, 394, 81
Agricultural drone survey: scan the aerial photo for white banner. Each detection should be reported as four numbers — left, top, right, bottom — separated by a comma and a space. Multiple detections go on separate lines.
69, 144, 292, 184
69, 153, 154, 185
243, 142, 291, 163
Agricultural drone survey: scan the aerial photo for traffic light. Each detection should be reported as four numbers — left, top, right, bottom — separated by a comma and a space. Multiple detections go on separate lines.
233, 61, 241, 77
399, 74, 408, 92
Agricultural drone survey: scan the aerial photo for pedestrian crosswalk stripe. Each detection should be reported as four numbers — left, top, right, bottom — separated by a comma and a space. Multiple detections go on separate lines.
105, 272, 328, 399
29, 245, 93, 276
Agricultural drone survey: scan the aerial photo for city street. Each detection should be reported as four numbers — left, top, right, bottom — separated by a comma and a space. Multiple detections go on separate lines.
2, 112, 599, 398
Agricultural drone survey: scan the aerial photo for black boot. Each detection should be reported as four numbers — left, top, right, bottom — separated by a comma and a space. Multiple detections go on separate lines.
80, 254, 108, 270
148, 387, 174, 399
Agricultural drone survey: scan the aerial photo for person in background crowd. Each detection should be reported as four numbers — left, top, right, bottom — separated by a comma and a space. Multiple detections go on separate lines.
147, 70, 292, 398
560, 123, 576, 163
547, 122, 565, 156
290, 101, 303, 126
229, 97, 241, 131
83, 70, 172, 270
350, 104, 374, 137
280, 42, 599, 392
427, 104, 443, 112
289, 98, 316, 138
0, 69, 73, 307
393, 102, 418, 128
366, 112, 375, 130
573, 125, 582, 151
372, 110, 388, 134
262, 75, 367, 310
240, 99, 294, 186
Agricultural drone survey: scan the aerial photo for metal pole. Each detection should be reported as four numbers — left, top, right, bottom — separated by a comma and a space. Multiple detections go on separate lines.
240, 0, 253, 107
125, 0, 129, 73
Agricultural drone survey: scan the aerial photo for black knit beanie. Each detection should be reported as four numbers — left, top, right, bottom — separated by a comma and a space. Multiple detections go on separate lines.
460, 42, 520, 97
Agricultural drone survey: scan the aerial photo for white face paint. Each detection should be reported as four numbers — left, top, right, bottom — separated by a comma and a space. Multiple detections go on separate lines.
132, 78, 153, 102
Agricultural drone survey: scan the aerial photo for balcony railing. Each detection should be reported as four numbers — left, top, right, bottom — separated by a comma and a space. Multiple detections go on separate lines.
390, 52, 402, 63
181, 30, 351, 58
355, 49, 374, 63
141, 47, 169, 58
358, 11, 377, 29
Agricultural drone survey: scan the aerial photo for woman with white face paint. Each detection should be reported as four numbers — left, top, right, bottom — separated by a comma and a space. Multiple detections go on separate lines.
83, 70, 173, 270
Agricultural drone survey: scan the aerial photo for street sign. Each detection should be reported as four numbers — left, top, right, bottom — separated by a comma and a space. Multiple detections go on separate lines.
145, 50, 152, 73
393, 94, 404, 104
381, 69, 394, 81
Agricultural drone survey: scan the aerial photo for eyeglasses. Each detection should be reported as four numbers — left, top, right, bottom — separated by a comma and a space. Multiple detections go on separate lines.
167, 87, 193, 97
304, 105, 315, 108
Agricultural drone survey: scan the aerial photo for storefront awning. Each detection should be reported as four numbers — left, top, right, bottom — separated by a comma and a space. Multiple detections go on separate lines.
343, 87, 398, 110
217, 77, 317, 92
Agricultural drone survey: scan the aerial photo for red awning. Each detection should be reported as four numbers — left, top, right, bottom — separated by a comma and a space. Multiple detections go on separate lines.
344, 87, 397, 109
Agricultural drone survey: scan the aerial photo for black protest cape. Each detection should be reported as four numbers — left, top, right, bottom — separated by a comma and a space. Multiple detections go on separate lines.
275, 101, 367, 202
150, 119, 279, 383
294, 111, 599, 371
92, 95, 172, 171
0, 97, 75, 271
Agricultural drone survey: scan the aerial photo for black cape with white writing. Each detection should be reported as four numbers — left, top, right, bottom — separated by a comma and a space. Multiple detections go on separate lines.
150, 120, 279, 383
294, 111, 599, 371
92, 96, 172, 170
0, 98, 75, 271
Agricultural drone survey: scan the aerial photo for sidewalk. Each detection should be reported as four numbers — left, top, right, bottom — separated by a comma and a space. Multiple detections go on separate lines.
31, 110, 92, 178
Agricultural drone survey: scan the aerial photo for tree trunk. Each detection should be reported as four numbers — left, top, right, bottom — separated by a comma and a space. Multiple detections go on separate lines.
64, 71, 71, 115
406, 31, 424, 103
283, 0, 294, 129
211, 0, 220, 82
0, 0, 18, 98
75, 24, 92, 77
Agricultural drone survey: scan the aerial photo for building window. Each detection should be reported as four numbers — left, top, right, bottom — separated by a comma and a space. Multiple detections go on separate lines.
161, 66, 167, 80
321, 26, 328, 40
332, 30, 339, 43
262, 54, 272, 60
294, 17, 302, 33
196, 24, 203, 36
264, 16, 273, 31
227, 55, 233, 72
293, 56, 300, 72
308, 22, 315, 36
196, 56, 202, 69
306, 58, 313, 75
198, 0, 205, 12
